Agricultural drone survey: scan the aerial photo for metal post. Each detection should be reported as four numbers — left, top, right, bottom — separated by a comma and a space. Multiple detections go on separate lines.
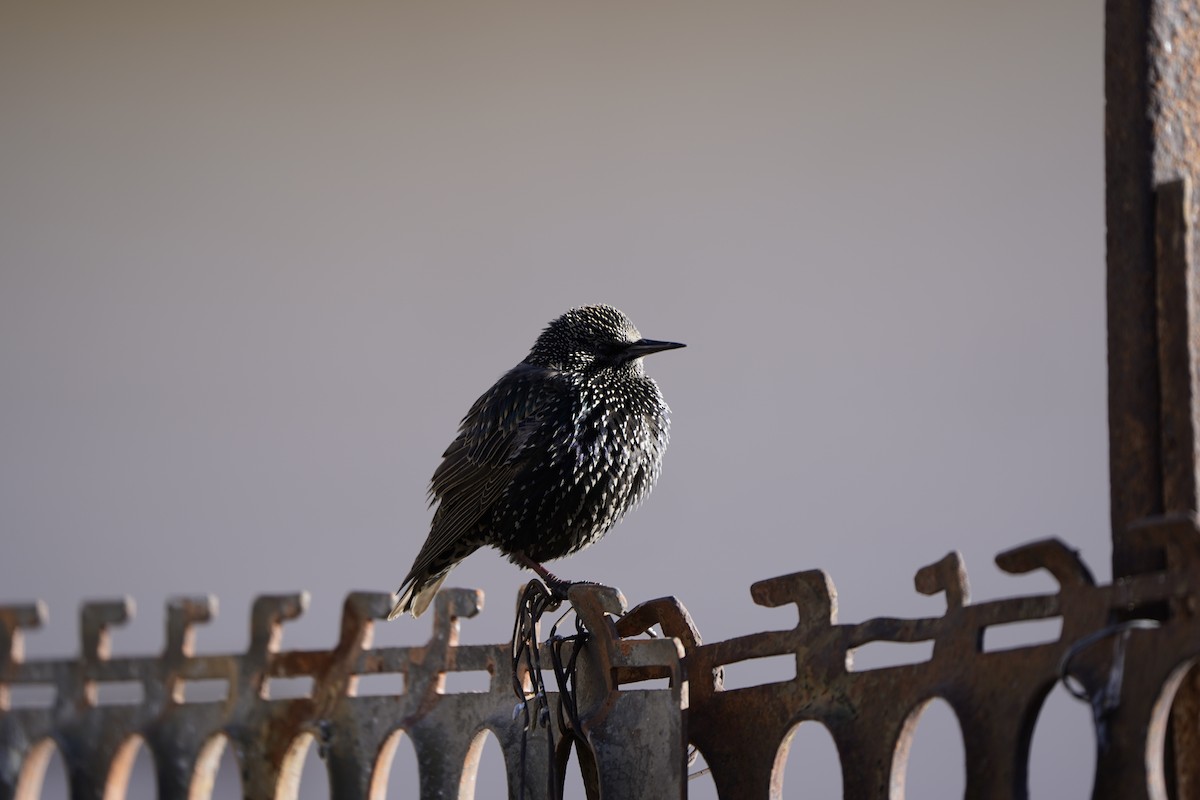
1107, 1, 1200, 566
1107, 1, 1200, 796
1107, 0, 1162, 571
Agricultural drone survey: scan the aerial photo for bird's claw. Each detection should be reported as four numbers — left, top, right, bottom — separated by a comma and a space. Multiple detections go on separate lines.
544, 577, 601, 601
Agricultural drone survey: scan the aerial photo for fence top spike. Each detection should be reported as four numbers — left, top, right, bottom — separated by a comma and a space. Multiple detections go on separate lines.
914, 552, 970, 610
80, 597, 135, 662
333, 591, 396, 653
167, 594, 217, 621
248, 592, 310, 656
751, 570, 838, 631
432, 587, 483, 621
617, 596, 703, 648
0, 601, 47, 632
426, 588, 483, 650
343, 591, 395, 622
164, 595, 217, 658
995, 538, 1096, 588
0, 601, 48, 666
569, 583, 627, 619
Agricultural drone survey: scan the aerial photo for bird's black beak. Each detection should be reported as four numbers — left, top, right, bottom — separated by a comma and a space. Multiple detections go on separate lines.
624, 338, 686, 359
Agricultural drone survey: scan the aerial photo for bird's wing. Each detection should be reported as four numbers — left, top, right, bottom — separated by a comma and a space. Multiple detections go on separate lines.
402, 363, 568, 581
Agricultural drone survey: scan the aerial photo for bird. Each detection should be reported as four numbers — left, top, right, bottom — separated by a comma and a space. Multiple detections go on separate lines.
388, 304, 684, 619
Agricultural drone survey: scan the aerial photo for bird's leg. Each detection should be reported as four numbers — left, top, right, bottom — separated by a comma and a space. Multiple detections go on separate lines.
512, 552, 578, 599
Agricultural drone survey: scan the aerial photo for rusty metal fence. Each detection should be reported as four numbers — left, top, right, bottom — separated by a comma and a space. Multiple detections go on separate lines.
4, 514, 1200, 799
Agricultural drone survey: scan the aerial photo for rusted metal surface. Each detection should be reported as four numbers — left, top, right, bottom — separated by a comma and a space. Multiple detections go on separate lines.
1107, 1, 1200, 792
668, 518, 1200, 800
1156, 177, 1198, 515
1148, 3, 1200, 191
1107, 0, 1163, 570
0, 582, 688, 800
1107, 4, 1200, 796
1107, 0, 1200, 567
7, 518, 1200, 798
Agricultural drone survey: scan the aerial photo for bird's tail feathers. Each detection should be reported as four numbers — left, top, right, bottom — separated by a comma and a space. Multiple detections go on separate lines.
387, 572, 449, 620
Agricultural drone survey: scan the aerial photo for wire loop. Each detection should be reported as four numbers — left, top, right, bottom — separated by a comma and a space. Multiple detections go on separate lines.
511, 580, 592, 799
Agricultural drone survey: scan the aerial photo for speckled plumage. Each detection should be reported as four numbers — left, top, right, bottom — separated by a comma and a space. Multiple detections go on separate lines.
389, 305, 683, 619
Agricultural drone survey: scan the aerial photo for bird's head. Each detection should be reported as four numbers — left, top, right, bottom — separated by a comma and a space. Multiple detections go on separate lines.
526, 304, 685, 374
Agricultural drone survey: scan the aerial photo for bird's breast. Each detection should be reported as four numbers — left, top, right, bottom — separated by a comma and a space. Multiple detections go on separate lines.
568, 380, 669, 470
488, 376, 670, 560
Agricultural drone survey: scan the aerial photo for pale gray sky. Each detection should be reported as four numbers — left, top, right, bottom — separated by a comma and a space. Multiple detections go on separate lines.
2, 1, 1106, 796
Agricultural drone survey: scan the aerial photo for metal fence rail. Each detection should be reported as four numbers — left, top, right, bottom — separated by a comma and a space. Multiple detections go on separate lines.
4, 514, 1200, 799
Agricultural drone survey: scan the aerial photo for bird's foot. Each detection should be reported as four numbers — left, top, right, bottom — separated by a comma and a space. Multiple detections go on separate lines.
544, 576, 603, 601
512, 551, 602, 601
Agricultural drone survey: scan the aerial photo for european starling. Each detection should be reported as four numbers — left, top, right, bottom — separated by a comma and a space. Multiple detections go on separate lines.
389, 304, 684, 619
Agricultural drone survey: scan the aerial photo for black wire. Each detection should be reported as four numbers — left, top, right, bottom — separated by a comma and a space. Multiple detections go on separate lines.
1057, 617, 1161, 751
510, 580, 599, 800
1058, 618, 1161, 701
511, 582, 552, 800
549, 611, 588, 738
512, 580, 558, 800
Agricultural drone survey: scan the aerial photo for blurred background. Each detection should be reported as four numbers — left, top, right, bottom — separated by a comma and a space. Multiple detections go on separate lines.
1, 0, 1105, 796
